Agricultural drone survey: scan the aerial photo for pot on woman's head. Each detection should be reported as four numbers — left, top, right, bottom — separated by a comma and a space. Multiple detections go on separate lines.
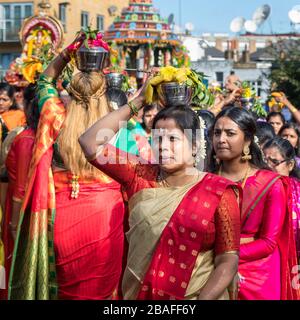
75, 45, 109, 73
105, 73, 125, 89
159, 82, 192, 107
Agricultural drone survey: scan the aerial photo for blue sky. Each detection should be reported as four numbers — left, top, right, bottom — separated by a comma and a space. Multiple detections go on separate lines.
153, 0, 300, 34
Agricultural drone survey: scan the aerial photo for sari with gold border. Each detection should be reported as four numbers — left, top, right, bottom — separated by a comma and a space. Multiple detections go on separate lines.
89, 145, 241, 300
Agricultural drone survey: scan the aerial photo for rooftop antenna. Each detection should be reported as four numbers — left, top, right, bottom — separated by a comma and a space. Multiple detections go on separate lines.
185, 22, 194, 36
178, 0, 182, 28
168, 13, 175, 31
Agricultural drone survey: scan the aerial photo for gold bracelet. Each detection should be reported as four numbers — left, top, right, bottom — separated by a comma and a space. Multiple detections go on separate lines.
128, 101, 140, 116
290, 106, 298, 113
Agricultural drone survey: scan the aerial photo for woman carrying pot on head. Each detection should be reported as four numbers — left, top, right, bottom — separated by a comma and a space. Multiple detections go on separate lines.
209, 106, 300, 300
263, 137, 300, 264
9, 33, 125, 300
79, 77, 241, 300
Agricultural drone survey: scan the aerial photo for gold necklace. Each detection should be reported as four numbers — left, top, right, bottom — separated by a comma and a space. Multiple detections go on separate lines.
219, 165, 251, 189
158, 171, 200, 188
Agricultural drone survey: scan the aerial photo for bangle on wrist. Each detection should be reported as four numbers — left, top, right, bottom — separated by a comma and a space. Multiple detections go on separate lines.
128, 101, 140, 116
290, 106, 298, 113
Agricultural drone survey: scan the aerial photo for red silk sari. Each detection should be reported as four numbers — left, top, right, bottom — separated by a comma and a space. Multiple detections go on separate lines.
90, 144, 241, 300
137, 175, 240, 300
0, 128, 35, 300
238, 170, 300, 300
9, 96, 125, 300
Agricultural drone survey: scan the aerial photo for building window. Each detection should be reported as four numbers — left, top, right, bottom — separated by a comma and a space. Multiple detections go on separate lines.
81, 11, 89, 29
59, 3, 67, 32
216, 72, 224, 87
0, 52, 20, 78
251, 80, 262, 97
97, 15, 104, 32
0, 2, 33, 42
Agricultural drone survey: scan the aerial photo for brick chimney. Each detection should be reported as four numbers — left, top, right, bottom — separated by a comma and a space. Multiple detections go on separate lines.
215, 38, 223, 51
249, 39, 256, 54
241, 44, 250, 63
225, 40, 233, 60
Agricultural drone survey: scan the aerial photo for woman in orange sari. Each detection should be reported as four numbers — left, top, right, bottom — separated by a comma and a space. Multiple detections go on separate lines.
9, 35, 125, 300
209, 106, 300, 300
0, 83, 26, 141
79, 90, 241, 300
0, 86, 39, 300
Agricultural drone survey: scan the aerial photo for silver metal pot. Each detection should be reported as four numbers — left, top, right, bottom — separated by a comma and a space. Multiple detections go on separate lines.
160, 82, 192, 107
105, 73, 125, 89
240, 97, 254, 110
75, 45, 109, 72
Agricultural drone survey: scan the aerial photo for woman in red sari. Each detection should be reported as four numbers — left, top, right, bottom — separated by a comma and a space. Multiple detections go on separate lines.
0, 86, 39, 299
263, 137, 300, 263
0, 83, 26, 238
209, 106, 300, 300
9, 35, 125, 300
79, 89, 241, 300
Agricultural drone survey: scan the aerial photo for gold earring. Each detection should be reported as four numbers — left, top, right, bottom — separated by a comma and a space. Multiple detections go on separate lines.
241, 145, 252, 161
213, 155, 221, 165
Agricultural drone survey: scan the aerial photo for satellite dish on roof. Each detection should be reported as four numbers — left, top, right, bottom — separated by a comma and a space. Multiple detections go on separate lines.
252, 4, 271, 26
292, 5, 300, 11
244, 20, 258, 33
289, 7, 300, 24
230, 17, 245, 33
168, 14, 175, 25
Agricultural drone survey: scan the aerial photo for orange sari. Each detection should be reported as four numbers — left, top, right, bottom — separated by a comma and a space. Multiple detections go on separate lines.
1, 110, 26, 133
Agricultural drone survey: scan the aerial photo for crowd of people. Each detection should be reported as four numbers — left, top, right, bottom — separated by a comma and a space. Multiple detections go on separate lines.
0, 34, 300, 301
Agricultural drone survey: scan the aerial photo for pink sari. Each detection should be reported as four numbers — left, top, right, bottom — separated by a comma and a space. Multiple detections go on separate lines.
290, 177, 300, 262
238, 170, 300, 300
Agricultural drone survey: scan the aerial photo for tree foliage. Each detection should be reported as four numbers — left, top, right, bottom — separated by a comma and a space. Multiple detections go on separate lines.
268, 39, 300, 106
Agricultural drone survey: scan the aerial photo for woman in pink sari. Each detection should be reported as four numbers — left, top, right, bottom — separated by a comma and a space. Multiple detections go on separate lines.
209, 106, 300, 300
263, 137, 300, 263
79, 90, 241, 300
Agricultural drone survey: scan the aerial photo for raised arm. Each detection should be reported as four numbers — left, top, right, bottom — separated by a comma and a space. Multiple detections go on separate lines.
37, 34, 85, 110
277, 94, 300, 125
43, 33, 85, 80
78, 85, 146, 160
